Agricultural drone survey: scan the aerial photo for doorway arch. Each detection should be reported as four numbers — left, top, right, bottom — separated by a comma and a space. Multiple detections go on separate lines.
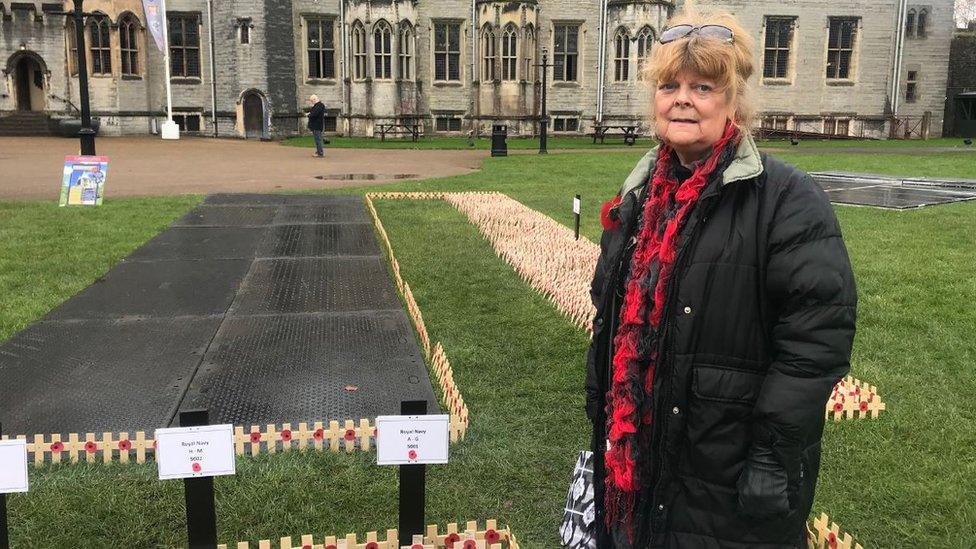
240, 89, 267, 139
4, 51, 48, 111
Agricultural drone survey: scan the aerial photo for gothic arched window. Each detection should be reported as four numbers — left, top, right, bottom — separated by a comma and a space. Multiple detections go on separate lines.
373, 20, 392, 79
352, 22, 367, 79
613, 28, 630, 81
398, 23, 414, 79
917, 9, 928, 38
66, 19, 79, 76
88, 14, 112, 76
120, 14, 141, 76
502, 24, 518, 81
482, 25, 496, 81
636, 27, 654, 79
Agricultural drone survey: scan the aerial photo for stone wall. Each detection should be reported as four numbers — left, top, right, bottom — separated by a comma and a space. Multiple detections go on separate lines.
944, 31, 976, 136
899, 1, 956, 137
0, 0, 958, 139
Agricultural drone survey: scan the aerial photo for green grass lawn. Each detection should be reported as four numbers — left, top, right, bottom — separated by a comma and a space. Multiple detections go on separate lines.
282, 134, 975, 152
2, 148, 975, 547
282, 135, 657, 150
759, 137, 974, 149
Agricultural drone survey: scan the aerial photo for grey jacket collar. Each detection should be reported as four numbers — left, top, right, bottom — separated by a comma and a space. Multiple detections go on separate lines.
620, 132, 764, 197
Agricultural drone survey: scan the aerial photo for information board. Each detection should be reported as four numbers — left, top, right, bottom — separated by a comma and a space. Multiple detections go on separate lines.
155, 424, 236, 480
376, 415, 450, 466
0, 439, 29, 494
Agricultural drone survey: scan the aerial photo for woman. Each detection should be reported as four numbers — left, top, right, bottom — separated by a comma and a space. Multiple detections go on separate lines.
585, 9, 857, 549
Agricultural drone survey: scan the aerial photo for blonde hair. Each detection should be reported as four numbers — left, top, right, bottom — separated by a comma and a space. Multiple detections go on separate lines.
641, 7, 756, 134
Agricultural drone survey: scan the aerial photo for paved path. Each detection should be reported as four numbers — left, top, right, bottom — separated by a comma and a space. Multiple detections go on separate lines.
0, 194, 438, 435
759, 146, 976, 154
0, 136, 484, 201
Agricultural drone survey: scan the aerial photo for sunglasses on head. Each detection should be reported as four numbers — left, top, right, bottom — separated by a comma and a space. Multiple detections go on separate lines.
659, 24, 735, 44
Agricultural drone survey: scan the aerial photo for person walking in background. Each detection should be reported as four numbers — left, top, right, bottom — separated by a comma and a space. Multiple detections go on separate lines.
308, 95, 326, 157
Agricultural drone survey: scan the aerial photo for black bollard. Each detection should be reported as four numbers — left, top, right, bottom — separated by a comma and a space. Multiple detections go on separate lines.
398, 400, 427, 548
0, 422, 7, 549
179, 410, 218, 549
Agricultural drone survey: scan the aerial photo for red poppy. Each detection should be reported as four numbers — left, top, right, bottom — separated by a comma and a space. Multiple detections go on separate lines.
192, 463, 202, 473
859, 401, 869, 411
313, 428, 325, 441
828, 532, 838, 548
302, 545, 312, 549
50, 441, 64, 453
464, 541, 477, 549
485, 529, 501, 544
118, 440, 132, 451
833, 402, 844, 412
445, 533, 461, 548
411, 545, 424, 549
250, 432, 262, 444
366, 542, 379, 549
84, 441, 97, 454
280, 429, 292, 442
344, 429, 356, 441
325, 545, 337, 549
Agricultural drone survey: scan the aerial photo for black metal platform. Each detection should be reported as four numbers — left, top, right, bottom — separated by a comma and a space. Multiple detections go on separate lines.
812, 172, 976, 209
0, 194, 438, 436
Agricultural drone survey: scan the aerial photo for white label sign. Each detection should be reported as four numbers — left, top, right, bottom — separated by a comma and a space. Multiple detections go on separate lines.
376, 415, 450, 466
573, 197, 581, 215
155, 424, 236, 480
0, 439, 29, 494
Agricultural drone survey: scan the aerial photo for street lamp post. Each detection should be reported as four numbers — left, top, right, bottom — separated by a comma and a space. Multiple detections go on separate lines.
537, 47, 552, 155
72, 0, 96, 155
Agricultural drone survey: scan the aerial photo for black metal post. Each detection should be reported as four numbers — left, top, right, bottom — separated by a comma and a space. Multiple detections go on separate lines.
0, 423, 8, 549
207, 0, 218, 137
179, 410, 218, 549
398, 400, 427, 548
72, 0, 96, 155
574, 194, 581, 241
539, 49, 550, 155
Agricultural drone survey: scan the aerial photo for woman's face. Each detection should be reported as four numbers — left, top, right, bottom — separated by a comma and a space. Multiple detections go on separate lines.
654, 70, 733, 163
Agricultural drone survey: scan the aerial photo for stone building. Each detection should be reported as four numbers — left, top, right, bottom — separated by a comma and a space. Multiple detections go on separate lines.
943, 29, 976, 137
0, 0, 956, 138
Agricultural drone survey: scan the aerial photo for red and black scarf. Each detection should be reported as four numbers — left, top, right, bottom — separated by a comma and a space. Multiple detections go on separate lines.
604, 121, 741, 534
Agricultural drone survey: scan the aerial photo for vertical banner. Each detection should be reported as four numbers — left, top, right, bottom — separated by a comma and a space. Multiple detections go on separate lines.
60, 156, 109, 207
142, 0, 166, 52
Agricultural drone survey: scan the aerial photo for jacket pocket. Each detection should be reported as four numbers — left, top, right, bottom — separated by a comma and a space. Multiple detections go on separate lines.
692, 365, 765, 404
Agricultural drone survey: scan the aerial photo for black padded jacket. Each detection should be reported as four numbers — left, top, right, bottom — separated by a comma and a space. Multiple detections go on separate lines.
585, 135, 857, 548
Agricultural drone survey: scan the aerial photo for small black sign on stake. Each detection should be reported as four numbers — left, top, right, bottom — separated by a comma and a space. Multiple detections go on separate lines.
179, 410, 218, 549
398, 400, 427, 548
0, 422, 8, 549
574, 194, 582, 241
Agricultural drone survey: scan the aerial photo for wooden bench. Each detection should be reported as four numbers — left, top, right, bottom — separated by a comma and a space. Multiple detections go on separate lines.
377, 123, 421, 142
591, 124, 640, 145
